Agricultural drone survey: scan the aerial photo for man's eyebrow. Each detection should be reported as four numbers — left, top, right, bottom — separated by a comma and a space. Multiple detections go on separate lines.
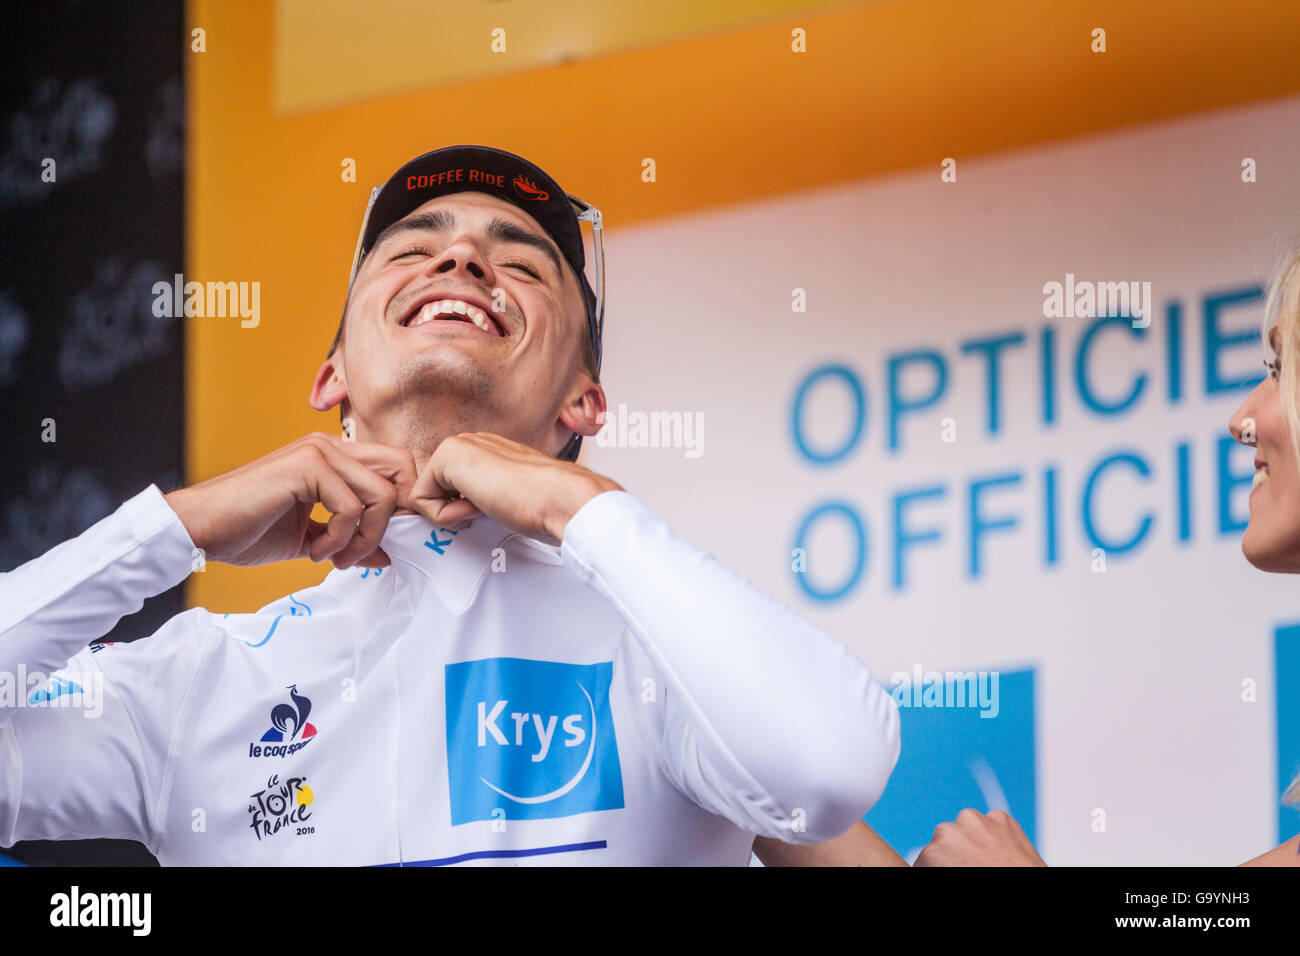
370, 209, 564, 283
370, 210, 455, 254
485, 216, 564, 283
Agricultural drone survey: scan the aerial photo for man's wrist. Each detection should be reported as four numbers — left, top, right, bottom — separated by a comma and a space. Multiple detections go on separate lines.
163, 486, 204, 552
548, 474, 623, 543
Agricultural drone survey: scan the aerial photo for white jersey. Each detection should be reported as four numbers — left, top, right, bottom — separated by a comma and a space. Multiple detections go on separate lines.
0, 484, 900, 865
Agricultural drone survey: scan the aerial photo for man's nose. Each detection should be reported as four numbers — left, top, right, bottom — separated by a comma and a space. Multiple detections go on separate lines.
426, 236, 490, 281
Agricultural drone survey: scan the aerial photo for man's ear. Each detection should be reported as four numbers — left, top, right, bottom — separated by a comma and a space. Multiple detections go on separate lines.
310, 355, 348, 411
558, 382, 607, 438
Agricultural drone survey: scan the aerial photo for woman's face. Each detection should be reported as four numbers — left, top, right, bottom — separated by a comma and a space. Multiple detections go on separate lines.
1229, 322, 1300, 572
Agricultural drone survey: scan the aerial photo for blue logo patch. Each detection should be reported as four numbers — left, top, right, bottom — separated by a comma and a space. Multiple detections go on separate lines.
1274, 623, 1300, 844
866, 667, 1036, 861
445, 657, 624, 825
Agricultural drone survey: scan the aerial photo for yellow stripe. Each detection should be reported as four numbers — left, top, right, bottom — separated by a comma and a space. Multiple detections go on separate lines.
274, 0, 863, 113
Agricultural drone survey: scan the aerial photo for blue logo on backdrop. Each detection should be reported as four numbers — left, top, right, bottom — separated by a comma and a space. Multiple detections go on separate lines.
866, 667, 1036, 861
445, 658, 625, 825
1274, 624, 1300, 845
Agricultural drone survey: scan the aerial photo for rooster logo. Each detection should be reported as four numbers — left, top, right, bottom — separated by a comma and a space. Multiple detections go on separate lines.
260, 685, 317, 743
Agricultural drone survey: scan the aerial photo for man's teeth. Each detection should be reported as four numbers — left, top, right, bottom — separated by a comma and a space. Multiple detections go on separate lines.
406, 300, 495, 334
1253, 468, 1269, 489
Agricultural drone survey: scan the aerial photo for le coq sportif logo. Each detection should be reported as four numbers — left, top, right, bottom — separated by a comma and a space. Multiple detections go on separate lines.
249, 684, 317, 758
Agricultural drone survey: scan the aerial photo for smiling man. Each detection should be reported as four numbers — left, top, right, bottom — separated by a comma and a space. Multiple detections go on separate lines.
0, 145, 900, 865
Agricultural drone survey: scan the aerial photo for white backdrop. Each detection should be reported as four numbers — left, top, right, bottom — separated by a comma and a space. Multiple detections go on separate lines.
584, 94, 1300, 865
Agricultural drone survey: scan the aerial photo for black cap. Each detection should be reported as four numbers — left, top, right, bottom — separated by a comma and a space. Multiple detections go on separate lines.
358, 145, 600, 462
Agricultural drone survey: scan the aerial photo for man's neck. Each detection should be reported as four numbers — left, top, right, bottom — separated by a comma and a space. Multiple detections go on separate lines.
354, 407, 555, 465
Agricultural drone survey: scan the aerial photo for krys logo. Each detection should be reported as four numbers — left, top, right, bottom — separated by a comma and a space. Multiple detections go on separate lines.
248, 685, 317, 758
445, 658, 624, 825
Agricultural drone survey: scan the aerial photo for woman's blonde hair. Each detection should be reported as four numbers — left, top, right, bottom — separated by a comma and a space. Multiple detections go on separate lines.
1265, 241, 1300, 477
1265, 241, 1300, 808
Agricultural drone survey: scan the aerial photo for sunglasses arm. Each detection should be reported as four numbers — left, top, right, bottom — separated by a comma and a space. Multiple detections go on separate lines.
347, 186, 383, 292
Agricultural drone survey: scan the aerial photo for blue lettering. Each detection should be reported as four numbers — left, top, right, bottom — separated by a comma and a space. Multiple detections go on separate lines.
1043, 465, 1059, 567
793, 501, 867, 602
1082, 451, 1154, 554
1041, 326, 1057, 426
893, 485, 946, 591
1175, 440, 1192, 542
1203, 287, 1266, 395
424, 529, 453, 554
960, 332, 1025, 436
1166, 300, 1183, 403
1217, 434, 1253, 535
888, 350, 947, 453
791, 364, 865, 465
1075, 316, 1148, 415
968, 472, 1022, 578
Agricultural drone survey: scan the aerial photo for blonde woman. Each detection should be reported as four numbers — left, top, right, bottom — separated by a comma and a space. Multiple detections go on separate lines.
912, 246, 1300, 867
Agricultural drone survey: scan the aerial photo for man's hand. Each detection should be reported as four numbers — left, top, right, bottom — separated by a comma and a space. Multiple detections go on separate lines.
164, 432, 417, 569
913, 808, 1046, 866
407, 432, 623, 546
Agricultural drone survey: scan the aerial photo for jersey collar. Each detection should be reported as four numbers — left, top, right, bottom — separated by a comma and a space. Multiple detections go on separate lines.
376, 511, 560, 613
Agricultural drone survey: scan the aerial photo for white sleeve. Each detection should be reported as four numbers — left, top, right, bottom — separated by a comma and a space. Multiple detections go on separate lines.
0, 485, 215, 847
560, 490, 901, 843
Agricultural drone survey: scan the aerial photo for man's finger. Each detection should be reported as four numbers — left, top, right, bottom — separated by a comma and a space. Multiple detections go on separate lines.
409, 458, 458, 505
300, 463, 364, 562
352, 546, 391, 569
324, 435, 419, 505
416, 495, 480, 529
297, 440, 400, 567
315, 442, 403, 568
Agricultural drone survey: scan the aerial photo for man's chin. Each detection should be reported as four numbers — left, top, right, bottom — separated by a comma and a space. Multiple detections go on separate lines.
393, 350, 498, 404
